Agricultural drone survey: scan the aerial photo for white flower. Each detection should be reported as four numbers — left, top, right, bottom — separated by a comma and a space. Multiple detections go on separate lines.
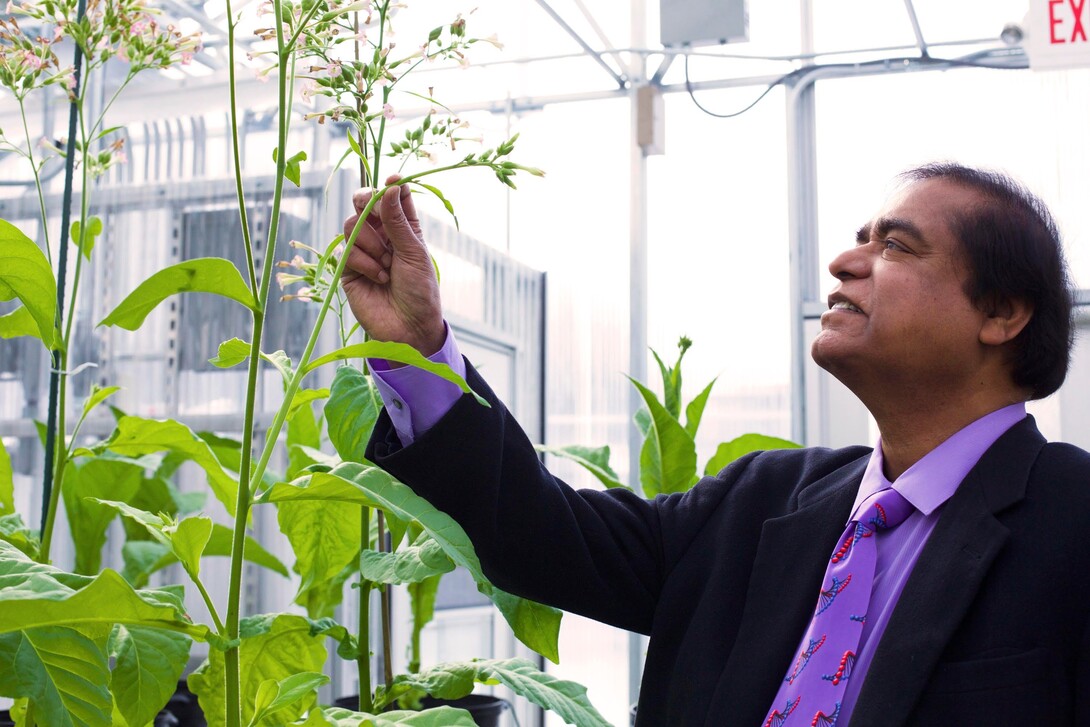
382, 103, 394, 120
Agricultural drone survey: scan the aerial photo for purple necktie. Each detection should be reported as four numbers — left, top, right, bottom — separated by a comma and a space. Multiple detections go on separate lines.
761, 487, 914, 727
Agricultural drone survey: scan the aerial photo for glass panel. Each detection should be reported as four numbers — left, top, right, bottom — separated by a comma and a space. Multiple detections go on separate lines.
815, 67, 1090, 300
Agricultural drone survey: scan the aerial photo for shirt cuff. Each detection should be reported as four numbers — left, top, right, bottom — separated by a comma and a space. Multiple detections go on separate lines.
368, 323, 465, 447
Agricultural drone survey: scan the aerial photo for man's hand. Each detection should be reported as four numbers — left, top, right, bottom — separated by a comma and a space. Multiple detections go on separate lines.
341, 175, 445, 356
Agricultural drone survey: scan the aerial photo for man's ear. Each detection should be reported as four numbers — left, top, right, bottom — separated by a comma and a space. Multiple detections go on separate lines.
980, 297, 1033, 346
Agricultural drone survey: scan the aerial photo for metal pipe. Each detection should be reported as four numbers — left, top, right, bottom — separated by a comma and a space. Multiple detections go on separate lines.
903, 0, 930, 57
532, 0, 628, 87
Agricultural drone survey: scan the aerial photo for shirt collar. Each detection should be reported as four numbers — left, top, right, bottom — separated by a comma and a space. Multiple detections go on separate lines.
850, 403, 1027, 523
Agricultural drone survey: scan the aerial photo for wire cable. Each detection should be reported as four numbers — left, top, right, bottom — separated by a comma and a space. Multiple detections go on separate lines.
682, 48, 1028, 119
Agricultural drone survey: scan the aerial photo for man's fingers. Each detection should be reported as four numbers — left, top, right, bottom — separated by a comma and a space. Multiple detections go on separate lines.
343, 213, 389, 260
378, 185, 425, 258
342, 245, 390, 284
398, 183, 420, 224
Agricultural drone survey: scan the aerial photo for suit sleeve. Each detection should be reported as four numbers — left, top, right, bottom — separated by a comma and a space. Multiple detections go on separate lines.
365, 361, 754, 634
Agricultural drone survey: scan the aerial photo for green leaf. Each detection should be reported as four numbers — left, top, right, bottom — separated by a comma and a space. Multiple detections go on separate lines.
277, 498, 360, 619
0, 541, 209, 642
287, 394, 323, 481
534, 445, 627, 490
189, 614, 328, 727
62, 458, 144, 574
407, 574, 440, 673
274, 148, 308, 187
96, 416, 240, 516
359, 535, 454, 585
109, 625, 192, 727
627, 377, 697, 498
87, 499, 171, 545
70, 215, 103, 260
325, 366, 382, 464
257, 465, 562, 663
208, 338, 295, 385
346, 129, 364, 160
120, 540, 170, 587
633, 407, 651, 438
208, 337, 250, 368
320, 706, 477, 726
120, 524, 287, 588
0, 436, 12, 516
306, 616, 359, 661
98, 258, 258, 331
166, 516, 213, 577
343, 130, 372, 183
287, 388, 330, 422
683, 378, 717, 439
0, 626, 112, 727
0, 306, 44, 344
80, 385, 122, 423
704, 433, 802, 476
264, 349, 295, 384
0, 218, 57, 347
304, 342, 488, 407
0, 513, 39, 560
248, 672, 329, 727
651, 348, 680, 420
409, 181, 459, 230
386, 658, 610, 726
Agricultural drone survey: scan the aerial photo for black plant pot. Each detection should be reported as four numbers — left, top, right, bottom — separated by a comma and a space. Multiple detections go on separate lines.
335, 694, 509, 727
155, 680, 206, 727
0, 709, 13, 727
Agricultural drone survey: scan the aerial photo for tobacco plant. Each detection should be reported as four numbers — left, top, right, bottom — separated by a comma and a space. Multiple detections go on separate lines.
539, 337, 802, 498
0, 0, 606, 725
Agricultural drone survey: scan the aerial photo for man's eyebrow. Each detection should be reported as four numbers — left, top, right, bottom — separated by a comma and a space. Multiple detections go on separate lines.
855, 223, 871, 244
872, 215, 926, 243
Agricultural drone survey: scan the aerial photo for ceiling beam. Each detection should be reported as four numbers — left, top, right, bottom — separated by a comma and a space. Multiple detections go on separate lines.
532, 0, 628, 88
902, 0, 929, 56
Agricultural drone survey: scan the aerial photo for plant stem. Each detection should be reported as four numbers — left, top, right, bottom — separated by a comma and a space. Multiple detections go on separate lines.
224, 0, 258, 294
378, 511, 393, 688
246, 162, 479, 492
357, 505, 373, 712
191, 568, 227, 634
223, 314, 263, 727
224, 0, 295, 721
39, 0, 87, 561
62, 96, 92, 348
18, 99, 53, 265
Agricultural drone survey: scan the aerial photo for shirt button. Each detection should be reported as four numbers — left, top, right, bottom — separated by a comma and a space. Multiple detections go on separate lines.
391, 399, 404, 410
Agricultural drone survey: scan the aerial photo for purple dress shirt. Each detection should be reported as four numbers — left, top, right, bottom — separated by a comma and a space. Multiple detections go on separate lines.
369, 326, 1027, 723
368, 323, 466, 446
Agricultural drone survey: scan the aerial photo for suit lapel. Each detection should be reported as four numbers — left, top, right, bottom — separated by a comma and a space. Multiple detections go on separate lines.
707, 457, 868, 727
849, 417, 1046, 727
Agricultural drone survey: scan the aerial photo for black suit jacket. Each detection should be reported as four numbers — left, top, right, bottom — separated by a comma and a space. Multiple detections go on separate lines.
368, 364, 1090, 726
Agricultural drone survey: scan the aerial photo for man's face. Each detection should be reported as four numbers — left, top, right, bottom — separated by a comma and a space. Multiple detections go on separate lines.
811, 178, 991, 396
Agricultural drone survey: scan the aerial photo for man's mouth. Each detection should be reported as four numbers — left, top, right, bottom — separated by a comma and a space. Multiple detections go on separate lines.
829, 301, 863, 313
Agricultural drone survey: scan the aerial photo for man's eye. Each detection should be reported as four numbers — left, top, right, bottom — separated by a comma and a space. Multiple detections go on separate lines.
883, 239, 904, 252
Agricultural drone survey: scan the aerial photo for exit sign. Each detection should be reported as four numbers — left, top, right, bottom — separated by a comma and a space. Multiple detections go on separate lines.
1026, 0, 1090, 69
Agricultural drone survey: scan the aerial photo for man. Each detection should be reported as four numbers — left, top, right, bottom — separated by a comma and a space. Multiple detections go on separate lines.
341, 164, 1090, 725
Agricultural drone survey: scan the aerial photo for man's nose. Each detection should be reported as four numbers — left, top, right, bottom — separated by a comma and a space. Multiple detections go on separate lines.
829, 244, 871, 281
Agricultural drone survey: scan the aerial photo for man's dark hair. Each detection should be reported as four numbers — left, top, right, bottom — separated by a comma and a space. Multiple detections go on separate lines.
900, 162, 1074, 400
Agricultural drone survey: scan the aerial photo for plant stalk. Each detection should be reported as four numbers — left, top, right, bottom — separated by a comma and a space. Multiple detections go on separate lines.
357, 505, 373, 712
17, 99, 53, 265
378, 511, 393, 688
223, 0, 295, 719
39, 0, 87, 561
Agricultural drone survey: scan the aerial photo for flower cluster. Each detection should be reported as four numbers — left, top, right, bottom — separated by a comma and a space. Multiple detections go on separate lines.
292, 1, 504, 165
0, 7, 74, 99
10, 0, 202, 74
277, 239, 344, 303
